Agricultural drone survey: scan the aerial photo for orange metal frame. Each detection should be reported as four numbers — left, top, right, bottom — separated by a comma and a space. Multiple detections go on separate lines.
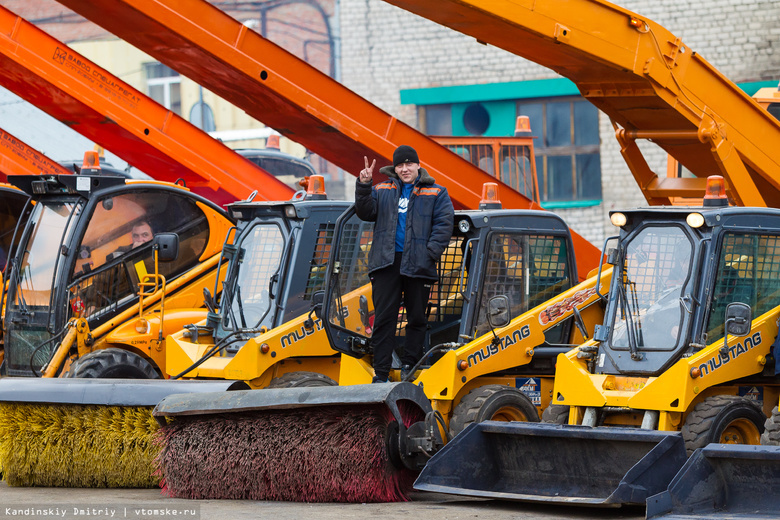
381, 0, 780, 209
0, 5, 293, 206
0, 127, 73, 178
433, 134, 540, 204
51, 0, 601, 280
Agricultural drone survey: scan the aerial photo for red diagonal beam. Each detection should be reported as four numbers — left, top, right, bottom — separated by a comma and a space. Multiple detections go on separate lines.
0, 5, 294, 206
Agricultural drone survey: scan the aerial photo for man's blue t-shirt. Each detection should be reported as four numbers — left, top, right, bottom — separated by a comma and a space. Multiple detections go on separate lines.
395, 182, 414, 252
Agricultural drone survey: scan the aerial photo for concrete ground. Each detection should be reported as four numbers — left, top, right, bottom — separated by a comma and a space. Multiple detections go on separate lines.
0, 483, 645, 520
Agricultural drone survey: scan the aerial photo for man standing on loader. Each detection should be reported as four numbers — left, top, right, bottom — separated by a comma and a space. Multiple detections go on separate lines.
356, 145, 454, 383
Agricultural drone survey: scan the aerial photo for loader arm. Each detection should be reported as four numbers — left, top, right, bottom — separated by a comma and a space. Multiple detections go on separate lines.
163, 283, 371, 385
0, 5, 293, 206
381, 0, 780, 207
419, 268, 612, 404
553, 304, 780, 419
51, 0, 600, 280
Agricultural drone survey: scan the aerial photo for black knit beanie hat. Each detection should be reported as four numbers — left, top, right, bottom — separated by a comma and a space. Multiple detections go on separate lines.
393, 145, 419, 167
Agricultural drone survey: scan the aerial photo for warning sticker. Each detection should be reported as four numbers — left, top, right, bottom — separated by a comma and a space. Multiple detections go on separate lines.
515, 377, 541, 406
739, 386, 763, 401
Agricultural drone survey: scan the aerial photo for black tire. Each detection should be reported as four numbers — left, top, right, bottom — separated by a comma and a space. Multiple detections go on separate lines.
449, 384, 539, 438
761, 405, 780, 445
541, 403, 570, 424
266, 371, 337, 388
64, 348, 160, 379
681, 395, 765, 455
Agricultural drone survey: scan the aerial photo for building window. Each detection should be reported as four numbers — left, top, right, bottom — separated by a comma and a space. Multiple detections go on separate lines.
517, 98, 601, 203
423, 104, 453, 136
144, 62, 182, 115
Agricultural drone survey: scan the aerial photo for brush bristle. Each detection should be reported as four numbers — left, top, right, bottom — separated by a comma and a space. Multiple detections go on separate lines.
156, 404, 419, 502
0, 403, 160, 487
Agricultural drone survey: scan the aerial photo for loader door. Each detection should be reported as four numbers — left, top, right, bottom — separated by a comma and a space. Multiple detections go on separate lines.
4, 198, 83, 376
321, 207, 374, 358
600, 225, 696, 375
214, 219, 290, 339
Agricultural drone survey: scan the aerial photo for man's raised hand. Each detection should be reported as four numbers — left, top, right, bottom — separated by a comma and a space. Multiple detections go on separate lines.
360, 156, 376, 183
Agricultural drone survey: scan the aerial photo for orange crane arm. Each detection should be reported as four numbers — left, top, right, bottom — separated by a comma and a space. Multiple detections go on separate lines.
0, 5, 294, 206
380, 0, 780, 208
51, 0, 600, 279
0, 127, 73, 178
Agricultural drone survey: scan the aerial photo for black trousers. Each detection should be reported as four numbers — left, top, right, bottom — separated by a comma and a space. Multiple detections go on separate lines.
370, 252, 431, 380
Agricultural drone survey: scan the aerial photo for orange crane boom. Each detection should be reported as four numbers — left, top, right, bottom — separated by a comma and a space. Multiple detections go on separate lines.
379, 0, 780, 207
0, 127, 73, 178
50, 0, 601, 280
0, 5, 294, 206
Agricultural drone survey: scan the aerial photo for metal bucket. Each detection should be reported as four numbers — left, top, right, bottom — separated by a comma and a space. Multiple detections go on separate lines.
414, 421, 687, 506
647, 444, 780, 519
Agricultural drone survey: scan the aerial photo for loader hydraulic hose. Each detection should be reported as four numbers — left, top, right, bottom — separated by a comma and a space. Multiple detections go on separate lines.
400, 342, 460, 382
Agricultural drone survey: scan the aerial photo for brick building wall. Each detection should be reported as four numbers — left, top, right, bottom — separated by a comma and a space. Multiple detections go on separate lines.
339, 0, 780, 245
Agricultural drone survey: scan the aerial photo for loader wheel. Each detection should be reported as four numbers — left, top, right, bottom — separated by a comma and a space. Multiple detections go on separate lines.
267, 371, 337, 388
449, 384, 539, 438
761, 406, 780, 445
681, 395, 764, 455
64, 348, 160, 379
541, 403, 570, 424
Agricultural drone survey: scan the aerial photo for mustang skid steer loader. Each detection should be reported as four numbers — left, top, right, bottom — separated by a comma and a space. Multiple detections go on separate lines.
415, 176, 780, 507
164, 176, 351, 387
150, 184, 608, 501
0, 155, 248, 487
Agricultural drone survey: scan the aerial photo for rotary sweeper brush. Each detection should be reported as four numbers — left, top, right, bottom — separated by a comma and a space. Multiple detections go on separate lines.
153, 383, 442, 502
0, 378, 247, 487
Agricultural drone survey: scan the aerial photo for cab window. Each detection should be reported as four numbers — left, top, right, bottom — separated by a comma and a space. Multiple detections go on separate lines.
474, 233, 571, 337
68, 190, 210, 322
706, 233, 780, 342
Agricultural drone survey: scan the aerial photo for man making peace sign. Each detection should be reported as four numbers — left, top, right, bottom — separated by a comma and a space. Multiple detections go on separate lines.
355, 145, 454, 383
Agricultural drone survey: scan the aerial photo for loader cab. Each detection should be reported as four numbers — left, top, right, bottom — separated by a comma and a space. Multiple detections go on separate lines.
210, 193, 350, 350
596, 206, 780, 376
322, 204, 577, 369
2, 173, 232, 376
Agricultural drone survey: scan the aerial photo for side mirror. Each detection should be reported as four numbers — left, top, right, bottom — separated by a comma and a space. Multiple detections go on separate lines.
487, 295, 511, 329
725, 302, 751, 336
154, 233, 179, 262
311, 290, 325, 321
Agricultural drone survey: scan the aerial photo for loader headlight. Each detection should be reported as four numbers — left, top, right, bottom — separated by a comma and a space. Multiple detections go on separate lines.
686, 212, 705, 228
610, 212, 627, 227
284, 205, 297, 218
458, 220, 470, 233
